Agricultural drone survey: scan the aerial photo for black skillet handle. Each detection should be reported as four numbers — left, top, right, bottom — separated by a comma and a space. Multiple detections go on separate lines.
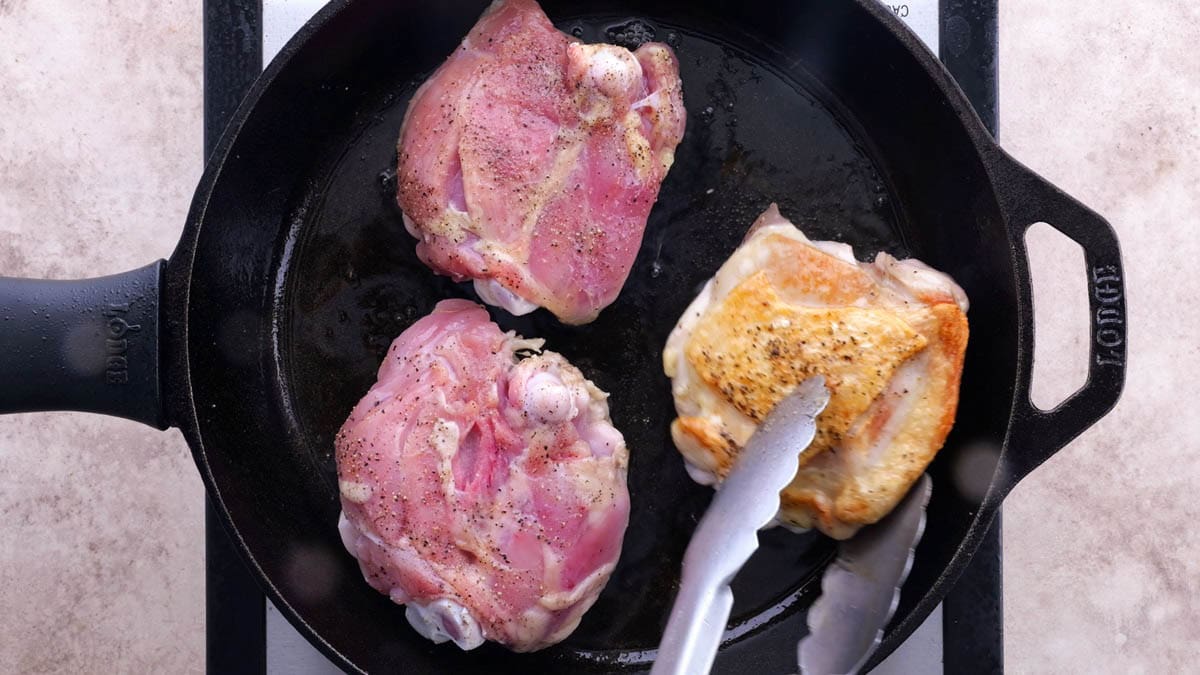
0, 262, 167, 429
988, 150, 1127, 492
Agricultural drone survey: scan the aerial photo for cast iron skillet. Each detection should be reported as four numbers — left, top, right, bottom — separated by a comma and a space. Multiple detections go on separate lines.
0, 1, 1126, 672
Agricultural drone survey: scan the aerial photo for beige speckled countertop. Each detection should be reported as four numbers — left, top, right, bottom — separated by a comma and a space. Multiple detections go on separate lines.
0, 1, 1194, 672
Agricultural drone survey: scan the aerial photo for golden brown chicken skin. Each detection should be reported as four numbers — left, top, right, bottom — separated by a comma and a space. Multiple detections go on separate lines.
663, 205, 969, 539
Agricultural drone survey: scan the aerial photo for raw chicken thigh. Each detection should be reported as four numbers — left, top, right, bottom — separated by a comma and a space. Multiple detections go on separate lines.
397, 0, 686, 325
336, 300, 630, 651
664, 205, 969, 540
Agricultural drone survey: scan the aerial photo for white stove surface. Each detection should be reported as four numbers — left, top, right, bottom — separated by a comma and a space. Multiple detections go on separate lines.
259, 1, 944, 672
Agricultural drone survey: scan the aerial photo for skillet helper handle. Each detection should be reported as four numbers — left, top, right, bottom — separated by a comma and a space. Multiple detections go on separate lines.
990, 151, 1127, 490
0, 262, 166, 429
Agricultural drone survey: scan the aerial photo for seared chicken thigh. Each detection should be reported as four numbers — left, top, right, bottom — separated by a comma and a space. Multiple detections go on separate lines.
336, 300, 629, 651
397, 0, 686, 325
664, 205, 969, 539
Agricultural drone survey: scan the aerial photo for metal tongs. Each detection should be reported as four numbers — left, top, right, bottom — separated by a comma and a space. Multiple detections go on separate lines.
652, 376, 932, 675
652, 377, 829, 675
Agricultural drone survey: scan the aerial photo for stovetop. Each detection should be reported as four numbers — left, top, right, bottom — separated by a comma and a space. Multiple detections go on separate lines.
202, 1, 1001, 672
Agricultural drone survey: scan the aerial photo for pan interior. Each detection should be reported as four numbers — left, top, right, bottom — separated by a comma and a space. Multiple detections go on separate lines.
271, 8, 909, 671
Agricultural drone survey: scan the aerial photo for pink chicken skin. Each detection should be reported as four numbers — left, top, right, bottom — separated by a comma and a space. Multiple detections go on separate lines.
397, 0, 686, 325
335, 300, 630, 652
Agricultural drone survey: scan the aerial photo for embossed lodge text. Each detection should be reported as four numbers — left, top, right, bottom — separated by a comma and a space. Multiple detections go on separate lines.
1092, 265, 1124, 367
102, 303, 141, 384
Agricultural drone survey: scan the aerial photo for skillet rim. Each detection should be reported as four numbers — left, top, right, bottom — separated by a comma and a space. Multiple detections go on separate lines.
168, 0, 1031, 671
